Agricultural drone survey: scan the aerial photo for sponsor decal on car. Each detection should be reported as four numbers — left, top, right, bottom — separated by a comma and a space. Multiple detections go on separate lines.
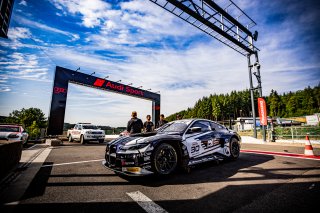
122, 167, 141, 173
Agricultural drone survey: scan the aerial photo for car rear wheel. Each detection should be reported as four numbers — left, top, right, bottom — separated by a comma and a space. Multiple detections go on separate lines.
152, 143, 178, 175
80, 135, 86, 144
68, 134, 73, 142
229, 138, 240, 160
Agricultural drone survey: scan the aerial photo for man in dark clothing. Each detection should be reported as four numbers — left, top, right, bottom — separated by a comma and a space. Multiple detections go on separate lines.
144, 115, 154, 132
127, 111, 143, 134
157, 114, 168, 128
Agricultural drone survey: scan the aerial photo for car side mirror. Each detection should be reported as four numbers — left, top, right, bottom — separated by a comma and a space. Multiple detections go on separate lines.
187, 127, 201, 134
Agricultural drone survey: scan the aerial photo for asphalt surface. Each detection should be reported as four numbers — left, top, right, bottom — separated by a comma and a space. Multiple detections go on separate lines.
1, 141, 320, 213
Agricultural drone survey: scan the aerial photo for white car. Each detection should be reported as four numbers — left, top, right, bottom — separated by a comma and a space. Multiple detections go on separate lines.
0, 124, 29, 145
67, 123, 105, 144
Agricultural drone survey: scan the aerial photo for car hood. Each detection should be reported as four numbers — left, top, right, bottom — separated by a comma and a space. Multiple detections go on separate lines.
108, 132, 182, 147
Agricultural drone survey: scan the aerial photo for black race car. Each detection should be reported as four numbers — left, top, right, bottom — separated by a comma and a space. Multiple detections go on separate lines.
102, 119, 241, 176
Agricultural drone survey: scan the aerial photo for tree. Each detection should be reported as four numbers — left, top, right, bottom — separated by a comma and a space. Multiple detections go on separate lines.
6, 108, 47, 139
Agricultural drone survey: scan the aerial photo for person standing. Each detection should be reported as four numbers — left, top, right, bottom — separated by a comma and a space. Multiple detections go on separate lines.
176, 114, 182, 120
144, 115, 154, 132
127, 111, 143, 134
157, 114, 168, 128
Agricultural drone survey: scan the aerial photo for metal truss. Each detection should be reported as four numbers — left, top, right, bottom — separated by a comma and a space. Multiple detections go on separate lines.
149, 0, 259, 56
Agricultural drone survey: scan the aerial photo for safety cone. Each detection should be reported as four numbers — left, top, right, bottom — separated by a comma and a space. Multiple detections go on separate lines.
304, 135, 314, 156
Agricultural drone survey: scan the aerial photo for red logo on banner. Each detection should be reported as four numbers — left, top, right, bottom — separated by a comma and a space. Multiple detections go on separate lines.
93, 79, 105, 87
258, 97, 267, 126
54, 87, 67, 94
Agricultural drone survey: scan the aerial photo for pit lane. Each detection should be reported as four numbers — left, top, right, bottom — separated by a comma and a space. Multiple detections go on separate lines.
1, 141, 320, 213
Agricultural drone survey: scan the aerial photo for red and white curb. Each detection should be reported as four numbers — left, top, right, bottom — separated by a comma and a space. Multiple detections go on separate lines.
241, 149, 320, 161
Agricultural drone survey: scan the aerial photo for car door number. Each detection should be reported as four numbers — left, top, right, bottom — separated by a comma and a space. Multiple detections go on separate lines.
191, 143, 200, 154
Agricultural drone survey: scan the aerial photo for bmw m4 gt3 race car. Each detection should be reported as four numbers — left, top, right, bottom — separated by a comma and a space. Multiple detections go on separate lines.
103, 119, 241, 176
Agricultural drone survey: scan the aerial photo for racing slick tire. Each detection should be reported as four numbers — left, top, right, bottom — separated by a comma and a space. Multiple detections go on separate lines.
80, 135, 86, 144
68, 134, 73, 142
229, 138, 240, 160
99, 139, 104, 143
152, 143, 178, 175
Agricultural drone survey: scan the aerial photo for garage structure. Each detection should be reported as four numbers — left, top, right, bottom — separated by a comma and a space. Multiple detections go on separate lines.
47, 66, 160, 136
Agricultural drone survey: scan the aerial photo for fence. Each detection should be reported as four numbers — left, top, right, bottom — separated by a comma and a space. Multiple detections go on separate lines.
238, 126, 320, 141
273, 126, 320, 140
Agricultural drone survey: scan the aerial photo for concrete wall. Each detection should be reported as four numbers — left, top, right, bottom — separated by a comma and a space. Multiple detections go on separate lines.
0, 140, 22, 180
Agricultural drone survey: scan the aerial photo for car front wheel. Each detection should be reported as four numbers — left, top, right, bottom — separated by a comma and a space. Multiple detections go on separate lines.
80, 135, 86, 144
68, 135, 73, 142
152, 143, 178, 175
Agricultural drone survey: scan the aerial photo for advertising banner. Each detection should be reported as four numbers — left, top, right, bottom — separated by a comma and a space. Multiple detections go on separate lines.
258, 97, 267, 126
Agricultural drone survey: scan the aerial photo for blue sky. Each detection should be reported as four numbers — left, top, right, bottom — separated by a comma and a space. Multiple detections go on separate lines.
0, 0, 319, 127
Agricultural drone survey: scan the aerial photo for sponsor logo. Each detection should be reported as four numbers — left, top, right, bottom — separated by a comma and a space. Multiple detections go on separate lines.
54, 87, 67, 94
93, 79, 105, 87
258, 97, 268, 125
201, 139, 220, 149
93, 78, 144, 97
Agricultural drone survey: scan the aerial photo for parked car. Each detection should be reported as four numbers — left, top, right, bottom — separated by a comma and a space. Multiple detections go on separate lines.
0, 124, 29, 145
103, 119, 241, 176
67, 123, 105, 144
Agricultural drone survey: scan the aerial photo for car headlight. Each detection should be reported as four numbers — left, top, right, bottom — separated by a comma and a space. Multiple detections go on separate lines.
86, 131, 92, 134
121, 143, 150, 151
8, 133, 20, 138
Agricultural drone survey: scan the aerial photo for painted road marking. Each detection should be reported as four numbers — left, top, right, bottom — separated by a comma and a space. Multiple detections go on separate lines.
241, 149, 320, 161
41, 159, 104, 167
127, 191, 168, 213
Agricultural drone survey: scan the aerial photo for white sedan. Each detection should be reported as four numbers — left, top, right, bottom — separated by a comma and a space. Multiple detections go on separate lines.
0, 124, 29, 145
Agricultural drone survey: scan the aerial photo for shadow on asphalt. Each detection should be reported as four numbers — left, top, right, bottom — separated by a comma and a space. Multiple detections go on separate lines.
1, 149, 320, 213
3, 181, 320, 213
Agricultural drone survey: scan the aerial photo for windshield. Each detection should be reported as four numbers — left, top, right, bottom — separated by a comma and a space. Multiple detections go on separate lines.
0, 126, 20, 132
82, 125, 98, 129
158, 121, 188, 133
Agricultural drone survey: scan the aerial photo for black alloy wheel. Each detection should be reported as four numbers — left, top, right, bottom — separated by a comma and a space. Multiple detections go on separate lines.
229, 138, 240, 159
153, 143, 178, 175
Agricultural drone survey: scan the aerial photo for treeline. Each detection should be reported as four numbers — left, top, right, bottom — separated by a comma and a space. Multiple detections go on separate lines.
166, 84, 320, 122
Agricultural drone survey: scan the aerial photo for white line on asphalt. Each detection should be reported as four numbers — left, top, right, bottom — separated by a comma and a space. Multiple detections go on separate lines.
41, 159, 104, 168
27, 144, 38, 149
126, 191, 168, 213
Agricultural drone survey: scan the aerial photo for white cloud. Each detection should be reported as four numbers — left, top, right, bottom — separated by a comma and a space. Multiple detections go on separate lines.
19, 0, 27, 6
17, 16, 79, 40
49, 0, 111, 27
0, 53, 50, 82
8, 27, 31, 40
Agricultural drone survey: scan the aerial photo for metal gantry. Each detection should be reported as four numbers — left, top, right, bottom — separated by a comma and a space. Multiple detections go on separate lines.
149, 0, 259, 55
149, 0, 265, 140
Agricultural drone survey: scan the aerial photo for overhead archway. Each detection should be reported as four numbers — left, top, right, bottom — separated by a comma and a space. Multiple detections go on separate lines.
47, 66, 160, 135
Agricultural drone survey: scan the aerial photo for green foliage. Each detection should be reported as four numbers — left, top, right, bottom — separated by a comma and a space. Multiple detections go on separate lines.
167, 84, 320, 121
5, 107, 47, 139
